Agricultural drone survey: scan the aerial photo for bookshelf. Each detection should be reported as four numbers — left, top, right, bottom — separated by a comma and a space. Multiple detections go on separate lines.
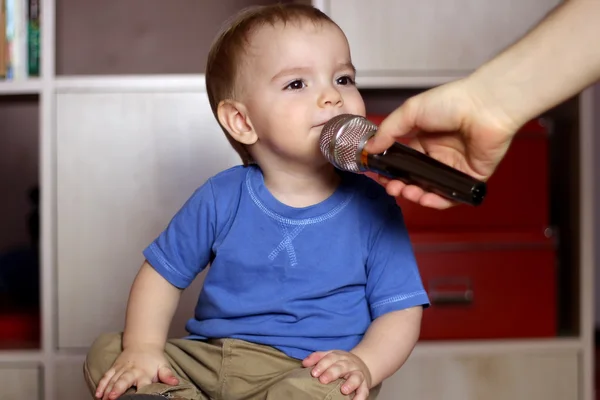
0, 0, 595, 399
0, 79, 41, 94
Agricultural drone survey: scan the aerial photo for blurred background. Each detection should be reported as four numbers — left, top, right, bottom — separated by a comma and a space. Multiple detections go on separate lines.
0, 1, 597, 399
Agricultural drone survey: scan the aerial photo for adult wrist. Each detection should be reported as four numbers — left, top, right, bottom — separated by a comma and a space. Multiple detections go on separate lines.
464, 66, 532, 137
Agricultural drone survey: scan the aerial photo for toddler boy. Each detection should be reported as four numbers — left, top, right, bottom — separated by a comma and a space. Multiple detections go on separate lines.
84, 4, 429, 400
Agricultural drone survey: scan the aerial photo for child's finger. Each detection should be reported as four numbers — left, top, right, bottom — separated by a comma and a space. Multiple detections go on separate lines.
96, 368, 116, 398
340, 371, 364, 395
310, 352, 340, 378
158, 366, 179, 385
353, 381, 370, 400
108, 371, 137, 399
318, 360, 349, 384
135, 377, 153, 391
102, 369, 126, 400
302, 351, 329, 367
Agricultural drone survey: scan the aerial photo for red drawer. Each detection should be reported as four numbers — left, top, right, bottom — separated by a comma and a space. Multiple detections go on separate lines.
366, 115, 550, 231
0, 312, 40, 349
410, 231, 557, 340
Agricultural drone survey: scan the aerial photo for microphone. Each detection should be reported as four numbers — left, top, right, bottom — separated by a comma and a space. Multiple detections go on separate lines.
319, 114, 487, 206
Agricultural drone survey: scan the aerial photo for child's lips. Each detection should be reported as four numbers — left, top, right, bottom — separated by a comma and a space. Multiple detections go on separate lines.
314, 117, 336, 128
313, 123, 327, 132
315, 113, 345, 128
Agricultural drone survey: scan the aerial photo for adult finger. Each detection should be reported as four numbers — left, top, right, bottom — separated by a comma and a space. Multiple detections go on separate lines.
365, 100, 418, 155
409, 184, 457, 209
418, 192, 455, 209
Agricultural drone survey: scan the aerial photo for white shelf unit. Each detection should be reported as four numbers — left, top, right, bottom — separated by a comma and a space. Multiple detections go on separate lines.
0, 1, 595, 399
0, 79, 42, 94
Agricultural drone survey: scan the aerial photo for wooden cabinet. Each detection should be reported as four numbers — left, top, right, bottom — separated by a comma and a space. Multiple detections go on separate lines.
0, 365, 41, 400
316, 0, 561, 84
1, 1, 594, 400
55, 87, 239, 348
55, 357, 91, 400
50, 349, 580, 400
362, 116, 559, 341
378, 348, 579, 400
412, 231, 557, 340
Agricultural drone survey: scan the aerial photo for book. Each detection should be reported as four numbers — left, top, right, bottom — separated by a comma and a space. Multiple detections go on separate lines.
28, 0, 39, 76
0, 0, 6, 78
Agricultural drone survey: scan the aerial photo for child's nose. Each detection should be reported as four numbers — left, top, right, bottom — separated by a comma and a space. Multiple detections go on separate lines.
318, 86, 343, 108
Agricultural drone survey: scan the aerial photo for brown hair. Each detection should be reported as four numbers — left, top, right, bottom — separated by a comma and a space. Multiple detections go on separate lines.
206, 3, 337, 166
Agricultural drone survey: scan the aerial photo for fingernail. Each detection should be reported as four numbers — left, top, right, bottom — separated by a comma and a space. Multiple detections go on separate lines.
312, 369, 319, 376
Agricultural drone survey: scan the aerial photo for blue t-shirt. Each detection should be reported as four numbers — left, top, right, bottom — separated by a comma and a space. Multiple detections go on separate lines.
143, 165, 429, 360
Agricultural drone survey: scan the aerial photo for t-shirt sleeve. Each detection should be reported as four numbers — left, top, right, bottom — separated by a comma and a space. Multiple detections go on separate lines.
143, 179, 217, 289
366, 195, 430, 319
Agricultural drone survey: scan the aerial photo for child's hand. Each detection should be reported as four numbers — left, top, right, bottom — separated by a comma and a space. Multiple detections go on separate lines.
95, 344, 179, 400
302, 350, 372, 400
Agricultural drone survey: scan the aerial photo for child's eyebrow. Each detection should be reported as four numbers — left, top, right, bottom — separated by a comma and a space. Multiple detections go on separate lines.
270, 62, 356, 82
271, 67, 312, 82
339, 62, 356, 74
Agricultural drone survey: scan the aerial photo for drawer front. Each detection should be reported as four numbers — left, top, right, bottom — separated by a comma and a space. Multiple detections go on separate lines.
377, 349, 578, 400
412, 233, 557, 340
0, 312, 40, 350
55, 358, 92, 400
0, 366, 41, 400
366, 115, 550, 231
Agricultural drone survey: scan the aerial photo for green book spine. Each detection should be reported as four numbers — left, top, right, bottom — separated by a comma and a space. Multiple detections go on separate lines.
27, 0, 39, 76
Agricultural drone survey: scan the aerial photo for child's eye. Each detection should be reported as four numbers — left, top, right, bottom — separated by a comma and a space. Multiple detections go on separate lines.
285, 80, 306, 90
336, 76, 355, 85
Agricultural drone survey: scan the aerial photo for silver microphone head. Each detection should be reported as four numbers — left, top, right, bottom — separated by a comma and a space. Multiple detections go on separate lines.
319, 114, 378, 173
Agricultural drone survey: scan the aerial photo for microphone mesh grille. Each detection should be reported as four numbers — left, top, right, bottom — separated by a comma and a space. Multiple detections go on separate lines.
319, 114, 378, 173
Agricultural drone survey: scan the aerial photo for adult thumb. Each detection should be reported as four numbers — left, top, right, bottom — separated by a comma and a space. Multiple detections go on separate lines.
157, 365, 179, 385
364, 101, 417, 154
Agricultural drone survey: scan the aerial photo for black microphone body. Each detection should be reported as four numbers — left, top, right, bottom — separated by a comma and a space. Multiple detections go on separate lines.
364, 141, 486, 206
319, 114, 487, 206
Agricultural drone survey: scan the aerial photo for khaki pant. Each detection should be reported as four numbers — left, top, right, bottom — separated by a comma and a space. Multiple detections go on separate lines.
84, 333, 381, 400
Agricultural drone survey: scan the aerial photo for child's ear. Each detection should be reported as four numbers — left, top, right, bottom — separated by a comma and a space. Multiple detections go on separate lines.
217, 100, 258, 145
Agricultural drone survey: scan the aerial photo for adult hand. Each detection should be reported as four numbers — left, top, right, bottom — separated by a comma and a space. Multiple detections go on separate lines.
364, 77, 519, 209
